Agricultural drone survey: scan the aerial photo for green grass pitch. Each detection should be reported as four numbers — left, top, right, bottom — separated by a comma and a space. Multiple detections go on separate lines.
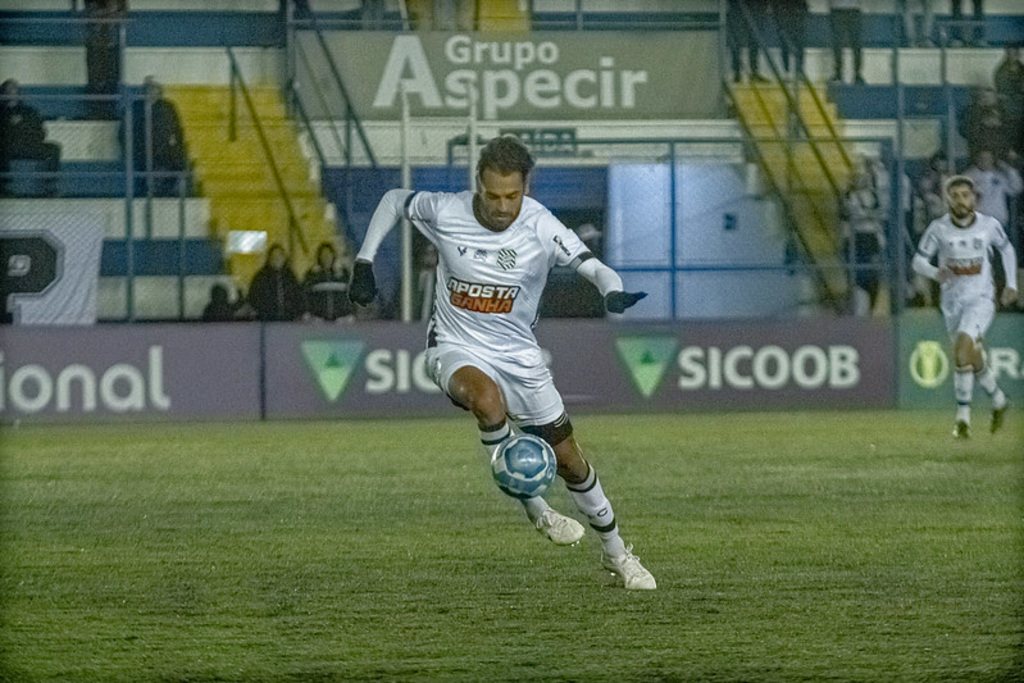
1, 411, 1021, 681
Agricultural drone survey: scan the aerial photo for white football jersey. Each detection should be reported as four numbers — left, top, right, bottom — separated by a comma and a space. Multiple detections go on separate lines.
406, 190, 588, 365
916, 212, 1011, 304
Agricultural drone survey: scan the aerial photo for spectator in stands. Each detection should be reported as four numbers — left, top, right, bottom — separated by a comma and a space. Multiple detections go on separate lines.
963, 148, 1022, 243
950, 0, 984, 47
303, 241, 353, 322
910, 152, 949, 306
771, 0, 809, 79
841, 159, 887, 316
959, 87, 1010, 161
84, 0, 127, 120
126, 76, 187, 197
726, 0, 767, 83
829, 0, 865, 84
0, 79, 61, 197
994, 43, 1024, 155
247, 244, 305, 321
201, 283, 244, 322
898, 0, 934, 47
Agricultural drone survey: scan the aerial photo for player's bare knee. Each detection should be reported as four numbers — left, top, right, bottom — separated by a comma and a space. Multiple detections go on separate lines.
954, 334, 982, 369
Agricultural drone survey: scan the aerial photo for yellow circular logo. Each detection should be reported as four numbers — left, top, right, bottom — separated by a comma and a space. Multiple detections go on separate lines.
909, 341, 949, 389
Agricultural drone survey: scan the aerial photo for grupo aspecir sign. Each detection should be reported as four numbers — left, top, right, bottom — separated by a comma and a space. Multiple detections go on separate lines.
302, 31, 721, 120
0, 325, 261, 421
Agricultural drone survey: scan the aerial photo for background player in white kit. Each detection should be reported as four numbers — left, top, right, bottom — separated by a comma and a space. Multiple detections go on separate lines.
348, 136, 656, 589
912, 175, 1018, 438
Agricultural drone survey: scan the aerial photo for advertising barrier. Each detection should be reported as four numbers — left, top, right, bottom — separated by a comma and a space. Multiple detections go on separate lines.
0, 324, 261, 421
266, 317, 894, 418
898, 310, 1024, 408
1, 317, 895, 423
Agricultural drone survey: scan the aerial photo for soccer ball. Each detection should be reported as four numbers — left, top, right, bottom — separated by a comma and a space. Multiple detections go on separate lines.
491, 434, 557, 500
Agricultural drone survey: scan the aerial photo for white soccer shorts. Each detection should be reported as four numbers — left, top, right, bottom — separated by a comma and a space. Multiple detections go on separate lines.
424, 343, 565, 427
942, 295, 995, 342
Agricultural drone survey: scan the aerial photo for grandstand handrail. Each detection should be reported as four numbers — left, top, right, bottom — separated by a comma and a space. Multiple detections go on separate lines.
730, 101, 840, 310
292, 36, 351, 169
226, 46, 309, 260
288, 10, 377, 169
736, 3, 847, 199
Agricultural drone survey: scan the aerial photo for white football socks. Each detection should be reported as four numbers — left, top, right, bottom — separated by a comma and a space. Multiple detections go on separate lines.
954, 368, 973, 423
567, 462, 627, 558
479, 422, 511, 458
975, 365, 1007, 409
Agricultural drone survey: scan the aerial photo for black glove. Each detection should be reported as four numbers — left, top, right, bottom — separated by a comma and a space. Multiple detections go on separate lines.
348, 260, 377, 306
605, 290, 647, 313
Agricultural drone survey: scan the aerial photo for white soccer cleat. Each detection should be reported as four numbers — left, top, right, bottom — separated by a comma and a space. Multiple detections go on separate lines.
534, 509, 585, 545
602, 545, 657, 590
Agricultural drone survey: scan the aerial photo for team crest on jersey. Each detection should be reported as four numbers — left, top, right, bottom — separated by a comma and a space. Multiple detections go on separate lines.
474, 249, 488, 261
497, 248, 517, 270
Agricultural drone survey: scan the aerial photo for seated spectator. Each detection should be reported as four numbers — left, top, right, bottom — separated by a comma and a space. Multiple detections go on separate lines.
959, 87, 1009, 161
125, 76, 187, 197
0, 79, 61, 197
303, 241, 353, 321
247, 244, 305, 321
201, 283, 245, 322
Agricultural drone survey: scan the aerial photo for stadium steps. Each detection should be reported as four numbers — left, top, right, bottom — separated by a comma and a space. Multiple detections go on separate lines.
730, 81, 854, 309
164, 84, 339, 289
476, 0, 530, 31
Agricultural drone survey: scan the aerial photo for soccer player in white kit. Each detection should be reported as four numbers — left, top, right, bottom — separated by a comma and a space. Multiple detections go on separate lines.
912, 175, 1018, 438
348, 136, 656, 589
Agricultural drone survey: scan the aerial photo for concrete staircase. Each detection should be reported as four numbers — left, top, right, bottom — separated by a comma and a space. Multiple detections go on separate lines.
164, 84, 338, 289
730, 81, 855, 308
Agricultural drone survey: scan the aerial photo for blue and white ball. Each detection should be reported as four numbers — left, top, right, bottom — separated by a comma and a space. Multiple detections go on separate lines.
491, 434, 558, 500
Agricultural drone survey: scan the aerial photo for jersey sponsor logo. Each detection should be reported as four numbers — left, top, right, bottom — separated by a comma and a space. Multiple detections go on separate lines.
947, 257, 983, 276
497, 248, 517, 271
447, 277, 520, 314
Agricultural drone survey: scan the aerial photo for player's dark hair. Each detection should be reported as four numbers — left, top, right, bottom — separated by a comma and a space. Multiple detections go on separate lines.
944, 175, 975, 195
477, 135, 535, 182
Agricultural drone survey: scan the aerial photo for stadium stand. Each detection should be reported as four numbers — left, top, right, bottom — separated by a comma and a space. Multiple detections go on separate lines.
2, 0, 1022, 320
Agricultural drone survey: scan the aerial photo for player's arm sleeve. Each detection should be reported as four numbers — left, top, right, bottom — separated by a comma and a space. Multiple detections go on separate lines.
996, 234, 1019, 291
575, 255, 624, 296
911, 253, 939, 281
355, 189, 415, 262
911, 227, 940, 281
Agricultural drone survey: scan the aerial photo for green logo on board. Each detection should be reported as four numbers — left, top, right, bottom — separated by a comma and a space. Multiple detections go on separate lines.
615, 336, 679, 398
301, 340, 365, 402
